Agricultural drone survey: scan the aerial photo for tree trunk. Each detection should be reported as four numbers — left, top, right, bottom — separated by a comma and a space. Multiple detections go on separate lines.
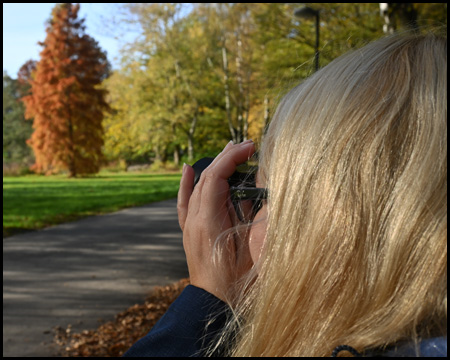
173, 146, 180, 167
261, 94, 270, 143
222, 40, 236, 143
235, 30, 244, 143
187, 111, 198, 162
66, 90, 76, 177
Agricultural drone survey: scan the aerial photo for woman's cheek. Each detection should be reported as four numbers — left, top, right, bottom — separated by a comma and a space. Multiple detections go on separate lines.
248, 205, 268, 265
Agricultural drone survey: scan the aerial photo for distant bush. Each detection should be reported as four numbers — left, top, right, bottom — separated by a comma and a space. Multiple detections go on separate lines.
3, 162, 33, 177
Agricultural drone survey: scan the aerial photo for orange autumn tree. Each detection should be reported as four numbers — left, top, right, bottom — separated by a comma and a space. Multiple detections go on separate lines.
22, 3, 110, 177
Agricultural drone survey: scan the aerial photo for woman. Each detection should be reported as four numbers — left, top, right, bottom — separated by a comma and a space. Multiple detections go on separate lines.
124, 32, 447, 357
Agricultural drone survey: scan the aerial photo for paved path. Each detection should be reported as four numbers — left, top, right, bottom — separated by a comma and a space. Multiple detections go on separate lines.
3, 198, 188, 357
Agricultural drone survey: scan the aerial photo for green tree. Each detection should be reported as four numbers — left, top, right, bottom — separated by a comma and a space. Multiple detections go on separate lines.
102, 3, 446, 166
3, 71, 34, 168
105, 4, 227, 164
102, 64, 155, 165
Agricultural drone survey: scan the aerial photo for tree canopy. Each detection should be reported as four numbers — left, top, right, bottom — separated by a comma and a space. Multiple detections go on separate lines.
21, 3, 110, 176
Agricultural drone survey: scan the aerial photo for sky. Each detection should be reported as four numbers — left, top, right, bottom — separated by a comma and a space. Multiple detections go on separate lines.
3, 3, 138, 78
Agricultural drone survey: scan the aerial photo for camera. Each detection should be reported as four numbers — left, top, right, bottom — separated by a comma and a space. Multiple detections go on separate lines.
191, 156, 266, 222
191, 157, 257, 188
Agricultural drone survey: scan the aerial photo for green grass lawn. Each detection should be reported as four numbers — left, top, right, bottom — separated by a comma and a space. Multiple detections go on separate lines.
3, 171, 182, 237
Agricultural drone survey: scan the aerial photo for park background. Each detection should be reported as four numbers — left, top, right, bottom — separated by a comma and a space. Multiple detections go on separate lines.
3, 3, 447, 356
5, 3, 447, 177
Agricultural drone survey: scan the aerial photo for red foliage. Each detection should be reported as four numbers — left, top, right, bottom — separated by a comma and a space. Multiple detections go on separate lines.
21, 4, 110, 177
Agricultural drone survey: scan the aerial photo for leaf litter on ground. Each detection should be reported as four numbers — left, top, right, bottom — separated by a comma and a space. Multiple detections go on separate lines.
53, 278, 190, 357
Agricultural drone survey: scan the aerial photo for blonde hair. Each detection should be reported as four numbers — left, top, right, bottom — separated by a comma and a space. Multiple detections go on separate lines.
209, 32, 447, 356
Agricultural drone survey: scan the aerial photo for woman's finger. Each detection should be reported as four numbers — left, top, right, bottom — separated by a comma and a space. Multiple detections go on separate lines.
201, 141, 255, 213
177, 164, 195, 231
185, 140, 249, 220
208, 139, 252, 170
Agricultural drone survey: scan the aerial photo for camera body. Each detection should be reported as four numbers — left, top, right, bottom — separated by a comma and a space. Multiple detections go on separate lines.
192, 157, 256, 188
191, 156, 266, 221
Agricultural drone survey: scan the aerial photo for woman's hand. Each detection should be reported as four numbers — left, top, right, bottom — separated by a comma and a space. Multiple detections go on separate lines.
177, 140, 255, 301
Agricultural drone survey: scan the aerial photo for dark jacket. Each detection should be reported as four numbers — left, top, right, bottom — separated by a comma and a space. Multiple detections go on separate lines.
123, 285, 447, 357
123, 285, 228, 357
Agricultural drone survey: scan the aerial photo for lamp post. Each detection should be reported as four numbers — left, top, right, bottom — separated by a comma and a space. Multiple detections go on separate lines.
294, 6, 320, 72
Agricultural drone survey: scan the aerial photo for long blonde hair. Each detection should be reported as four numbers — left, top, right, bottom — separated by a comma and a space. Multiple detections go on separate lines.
211, 32, 447, 357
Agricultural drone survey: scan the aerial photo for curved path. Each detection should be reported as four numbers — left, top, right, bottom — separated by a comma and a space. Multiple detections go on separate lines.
3, 198, 188, 357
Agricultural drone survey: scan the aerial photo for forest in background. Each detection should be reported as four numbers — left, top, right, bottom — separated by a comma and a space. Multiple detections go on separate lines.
3, 3, 447, 176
